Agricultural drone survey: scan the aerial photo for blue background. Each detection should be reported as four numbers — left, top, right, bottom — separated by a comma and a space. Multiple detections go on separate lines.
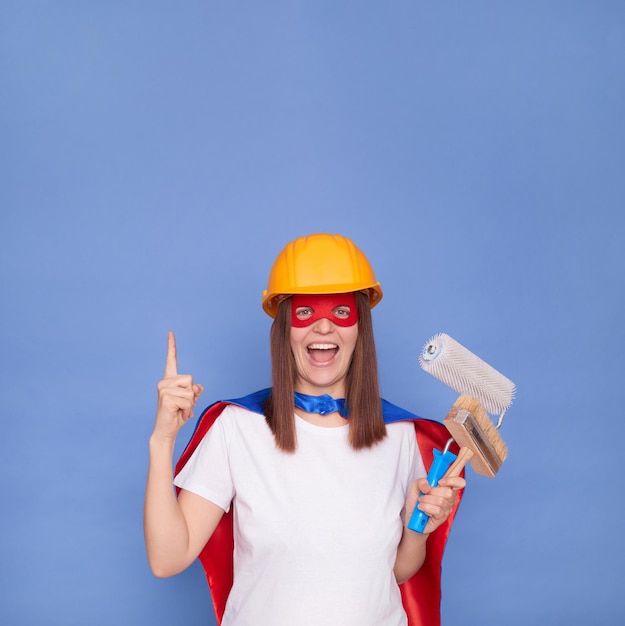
2, 1, 624, 624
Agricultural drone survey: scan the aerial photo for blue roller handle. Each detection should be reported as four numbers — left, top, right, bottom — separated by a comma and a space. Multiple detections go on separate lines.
407, 448, 458, 534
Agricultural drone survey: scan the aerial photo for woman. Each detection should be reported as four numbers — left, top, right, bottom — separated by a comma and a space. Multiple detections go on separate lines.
144, 233, 465, 626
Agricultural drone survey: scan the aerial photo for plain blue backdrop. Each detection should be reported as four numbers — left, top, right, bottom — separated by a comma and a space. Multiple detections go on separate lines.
2, 1, 624, 624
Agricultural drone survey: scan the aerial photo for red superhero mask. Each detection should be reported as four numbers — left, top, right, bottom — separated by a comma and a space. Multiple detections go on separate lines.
290, 293, 359, 328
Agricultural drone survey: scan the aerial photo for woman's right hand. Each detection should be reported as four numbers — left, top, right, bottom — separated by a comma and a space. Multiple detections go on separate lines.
153, 331, 204, 441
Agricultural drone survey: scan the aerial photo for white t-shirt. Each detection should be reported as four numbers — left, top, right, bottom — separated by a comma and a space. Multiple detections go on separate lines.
174, 404, 427, 626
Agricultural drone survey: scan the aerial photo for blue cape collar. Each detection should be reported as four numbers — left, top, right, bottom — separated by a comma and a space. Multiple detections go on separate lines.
222, 387, 422, 424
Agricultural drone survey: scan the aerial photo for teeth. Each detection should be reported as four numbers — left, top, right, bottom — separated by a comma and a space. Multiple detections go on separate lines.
308, 343, 338, 350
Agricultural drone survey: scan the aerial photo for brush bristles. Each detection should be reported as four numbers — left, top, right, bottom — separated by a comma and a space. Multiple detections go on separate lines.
420, 333, 516, 417
443, 395, 508, 478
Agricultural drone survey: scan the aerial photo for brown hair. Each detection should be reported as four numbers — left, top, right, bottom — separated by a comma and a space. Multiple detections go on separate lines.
263, 291, 387, 452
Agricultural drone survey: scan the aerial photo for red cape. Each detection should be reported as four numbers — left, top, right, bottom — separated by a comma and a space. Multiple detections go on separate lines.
174, 392, 463, 626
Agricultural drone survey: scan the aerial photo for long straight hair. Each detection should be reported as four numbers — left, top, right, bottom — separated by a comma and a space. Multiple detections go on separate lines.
263, 291, 387, 452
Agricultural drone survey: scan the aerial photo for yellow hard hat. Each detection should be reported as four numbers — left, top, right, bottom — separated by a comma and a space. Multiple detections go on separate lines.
262, 233, 383, 318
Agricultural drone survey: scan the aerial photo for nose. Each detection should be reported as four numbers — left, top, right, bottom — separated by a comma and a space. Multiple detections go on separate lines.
312, 316, 334, 333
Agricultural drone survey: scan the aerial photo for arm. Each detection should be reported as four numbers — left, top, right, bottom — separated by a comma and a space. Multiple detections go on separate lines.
394, 475, 465, 584
143, 331, 224, 578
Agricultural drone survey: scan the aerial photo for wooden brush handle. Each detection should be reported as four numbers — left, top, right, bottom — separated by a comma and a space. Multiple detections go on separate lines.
443, 446, 474, 478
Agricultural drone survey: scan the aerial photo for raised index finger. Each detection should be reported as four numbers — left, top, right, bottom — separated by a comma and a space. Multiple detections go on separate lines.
164, 330, 178, 378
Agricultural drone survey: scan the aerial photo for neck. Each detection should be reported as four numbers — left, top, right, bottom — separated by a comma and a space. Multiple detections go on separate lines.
294, 391, 347, 417
295, 409, 347, 428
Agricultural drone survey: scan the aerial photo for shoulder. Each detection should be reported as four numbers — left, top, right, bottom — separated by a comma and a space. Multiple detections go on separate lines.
386, 420, 417, 436
207, 404, 267, 443
380, 398, 451, 450
218, 403, 265, 426
177, 389, 270, 469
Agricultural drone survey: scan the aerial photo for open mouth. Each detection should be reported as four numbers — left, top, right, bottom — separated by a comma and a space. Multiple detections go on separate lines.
307, 342, 339, 364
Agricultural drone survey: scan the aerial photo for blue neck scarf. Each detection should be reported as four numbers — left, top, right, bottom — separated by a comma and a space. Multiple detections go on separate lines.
294, 392, 348, 418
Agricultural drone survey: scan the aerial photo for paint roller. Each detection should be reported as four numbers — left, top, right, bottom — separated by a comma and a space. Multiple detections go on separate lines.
408, 333, 516, 534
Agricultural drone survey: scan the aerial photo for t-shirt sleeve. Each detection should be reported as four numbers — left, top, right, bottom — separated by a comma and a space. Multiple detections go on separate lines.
173, 410, 235, 513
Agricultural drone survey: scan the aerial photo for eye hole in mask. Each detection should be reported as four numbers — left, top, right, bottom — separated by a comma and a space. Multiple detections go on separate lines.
291, 293, 358, 328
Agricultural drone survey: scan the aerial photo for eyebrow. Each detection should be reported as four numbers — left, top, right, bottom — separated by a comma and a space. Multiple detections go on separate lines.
296, 304, 351, 309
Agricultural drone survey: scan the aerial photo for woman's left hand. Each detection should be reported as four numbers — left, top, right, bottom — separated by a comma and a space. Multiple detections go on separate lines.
405, 475, 466, 535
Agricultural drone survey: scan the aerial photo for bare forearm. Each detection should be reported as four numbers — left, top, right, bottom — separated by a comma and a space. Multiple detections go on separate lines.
394, 528, 427, 584
143, 435, 192, 577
